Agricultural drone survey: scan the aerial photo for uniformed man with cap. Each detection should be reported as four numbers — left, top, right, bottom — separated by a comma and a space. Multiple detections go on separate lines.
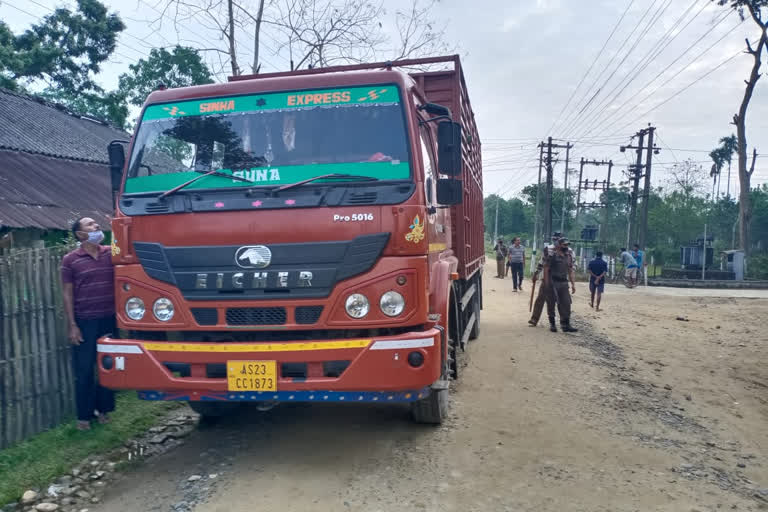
544, 237, 578, 333
528, 232, 562, 329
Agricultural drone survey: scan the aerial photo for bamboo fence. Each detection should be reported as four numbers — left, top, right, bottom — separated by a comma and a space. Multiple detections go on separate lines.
0, 246, 75, 449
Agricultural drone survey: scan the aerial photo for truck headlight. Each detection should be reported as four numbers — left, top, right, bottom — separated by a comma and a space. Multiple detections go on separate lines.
345, 293, 370, 318
380, 291, 405, 317
153, 297, 175, 322
125, 297, 145, 320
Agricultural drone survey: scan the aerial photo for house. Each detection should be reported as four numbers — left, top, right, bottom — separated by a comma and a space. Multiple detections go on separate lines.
0, 88, 128, 249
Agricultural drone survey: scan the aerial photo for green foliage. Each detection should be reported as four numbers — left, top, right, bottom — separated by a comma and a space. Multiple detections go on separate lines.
483, 195, 532, 239
39, 88, 129, 129
0, 0, 124, 93
117, 46, 215, 107
520, 183, 577, 234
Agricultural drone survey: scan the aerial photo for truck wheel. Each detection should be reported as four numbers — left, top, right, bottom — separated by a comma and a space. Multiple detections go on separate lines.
188, 401, 239, 418
411, 387, 448, 424
468, 293, 481, 341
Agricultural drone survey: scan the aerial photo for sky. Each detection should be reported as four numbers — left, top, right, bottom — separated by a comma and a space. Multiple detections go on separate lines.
2, 0, 768, 201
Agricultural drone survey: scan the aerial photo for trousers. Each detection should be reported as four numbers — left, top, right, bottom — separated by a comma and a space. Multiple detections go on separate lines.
530, 282, 554, 323
510, 262, 524, 289
73, 315, 117, 421
496, 258, 505, 277
551, 282, 572, 324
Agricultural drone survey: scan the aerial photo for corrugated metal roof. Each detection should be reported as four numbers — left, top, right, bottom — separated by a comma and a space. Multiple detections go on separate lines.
0, 150, 112, 230
0, 88, 128, 163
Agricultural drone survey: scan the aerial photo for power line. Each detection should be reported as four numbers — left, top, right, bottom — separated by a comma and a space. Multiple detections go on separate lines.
136, 0, 283, 72
587, 11, 743, 138
567, 0, 710, 140
547, 0, 636, 136
1, 0, 140, 61
605, 38, 753, 137
557, 0, 666, 137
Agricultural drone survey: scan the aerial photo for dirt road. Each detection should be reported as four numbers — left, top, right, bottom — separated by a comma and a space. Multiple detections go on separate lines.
96, 268, 768, 512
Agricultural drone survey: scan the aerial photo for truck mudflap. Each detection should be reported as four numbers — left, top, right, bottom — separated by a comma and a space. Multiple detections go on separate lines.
97, 328, 443, 404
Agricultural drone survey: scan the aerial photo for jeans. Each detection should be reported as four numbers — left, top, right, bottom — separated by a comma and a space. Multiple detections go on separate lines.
73, 315, 116, 421
510, 262, 524, 289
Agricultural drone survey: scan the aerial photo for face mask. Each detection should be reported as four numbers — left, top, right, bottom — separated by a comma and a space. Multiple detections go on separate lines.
86, 230, 104, 244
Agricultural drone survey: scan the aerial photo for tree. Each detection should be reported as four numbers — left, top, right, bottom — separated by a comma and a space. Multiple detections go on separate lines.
712, 0, 768, 259
0, 0, 127, 127
708, 147, 727, 200
667, 159, 708, 201
117, 46, 215, 107
271, 0, 387, 69
483, 195, 532, 240
719, 134, 738, 198
0, 0, 124, 93
154, 0, 451, 77
40, 88, 129, 129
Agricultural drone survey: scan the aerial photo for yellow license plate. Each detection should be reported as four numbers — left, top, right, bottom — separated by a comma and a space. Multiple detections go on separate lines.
226, 360, 277, 392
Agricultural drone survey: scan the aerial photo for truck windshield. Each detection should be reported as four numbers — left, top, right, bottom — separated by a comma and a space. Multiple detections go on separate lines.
124, 85, 410, 194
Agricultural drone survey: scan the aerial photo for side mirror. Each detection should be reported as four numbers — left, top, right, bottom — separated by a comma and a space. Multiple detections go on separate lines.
437, 121, 462, 176
419, 102, 451, 117
436, 178, 462, 205
107, 141, 126, 193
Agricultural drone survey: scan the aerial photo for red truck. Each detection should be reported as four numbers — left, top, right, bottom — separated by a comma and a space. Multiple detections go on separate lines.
99, 55, 484, 423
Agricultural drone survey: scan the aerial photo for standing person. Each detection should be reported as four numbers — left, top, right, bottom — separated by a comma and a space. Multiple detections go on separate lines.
493, 238, 508, 278
546, 237, 578, 333
508, 237, 526, 292
619, 248, 638, 288
632, 244, 646, 282
588, 251, 608, 311
61, 217, 116, 431
528, 232, 561, 330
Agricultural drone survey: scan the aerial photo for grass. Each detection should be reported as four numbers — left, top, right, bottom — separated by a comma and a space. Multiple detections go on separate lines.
0, 392, 181, 506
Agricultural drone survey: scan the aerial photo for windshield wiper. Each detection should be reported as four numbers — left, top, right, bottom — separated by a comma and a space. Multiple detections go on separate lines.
157, 169, 253, 200
275, 173, 379, 193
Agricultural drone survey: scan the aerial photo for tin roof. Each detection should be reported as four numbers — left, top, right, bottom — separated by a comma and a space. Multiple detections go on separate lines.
0, 88, 127, 163
0, 150, 112, 230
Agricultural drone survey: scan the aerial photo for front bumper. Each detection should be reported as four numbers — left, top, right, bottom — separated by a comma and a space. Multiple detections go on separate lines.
97, 328, 442, 403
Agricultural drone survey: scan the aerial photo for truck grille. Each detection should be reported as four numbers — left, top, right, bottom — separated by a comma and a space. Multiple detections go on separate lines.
295, 306, 323, 324
191, 308, 218, 326
226, 307, 287, 326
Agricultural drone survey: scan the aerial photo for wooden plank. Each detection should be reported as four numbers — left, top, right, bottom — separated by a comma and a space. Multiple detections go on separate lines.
0, 255, 10, 448
9, 254, 23, 444
53, 248, 74, 419
22, 250, 38, 437
42, 249, 61, 427
58, 248, 75, 418
33, 249, 52, 430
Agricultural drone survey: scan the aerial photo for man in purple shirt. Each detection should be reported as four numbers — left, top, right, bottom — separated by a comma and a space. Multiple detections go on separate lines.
61, 217, 116, 430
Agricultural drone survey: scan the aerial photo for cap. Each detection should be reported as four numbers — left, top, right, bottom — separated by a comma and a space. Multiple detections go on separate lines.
552, 231, 562, 238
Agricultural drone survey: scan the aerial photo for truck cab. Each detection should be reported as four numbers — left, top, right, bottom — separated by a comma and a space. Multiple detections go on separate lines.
98, 55, 483, 424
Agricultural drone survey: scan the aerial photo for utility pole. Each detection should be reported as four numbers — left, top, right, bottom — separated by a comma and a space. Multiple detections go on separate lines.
531, 142, 544, 273
543, 138, 571, 238
638, 126, 656, 250
560, 143, 571, 234
493, 195, 499, 242
576, 158, 585, 217
545, 137, 553, 238
628, 131, 645, 248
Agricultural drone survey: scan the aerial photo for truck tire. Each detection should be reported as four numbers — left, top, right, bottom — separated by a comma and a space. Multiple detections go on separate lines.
468, 293, 481, 340
411, 387, 448, 424
188, 401, 239, 418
